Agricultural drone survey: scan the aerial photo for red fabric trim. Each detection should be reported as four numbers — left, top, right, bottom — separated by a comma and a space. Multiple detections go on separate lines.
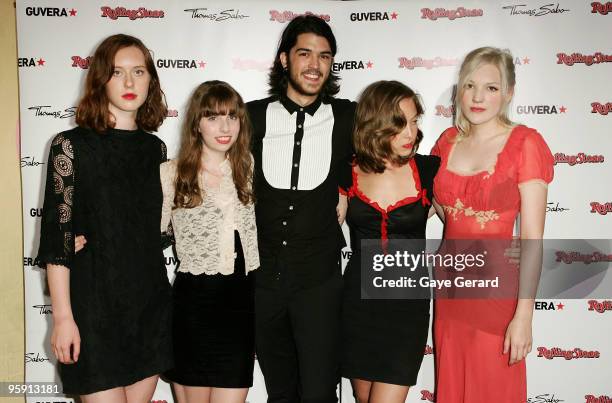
351, 159, 428, 249
338, 186, 348, 196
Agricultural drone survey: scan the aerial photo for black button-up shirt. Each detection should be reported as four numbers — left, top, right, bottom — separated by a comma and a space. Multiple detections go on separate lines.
248, 95, 355, 289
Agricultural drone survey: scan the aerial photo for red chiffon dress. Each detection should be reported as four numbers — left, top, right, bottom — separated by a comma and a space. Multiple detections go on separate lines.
430, 125, 554, 402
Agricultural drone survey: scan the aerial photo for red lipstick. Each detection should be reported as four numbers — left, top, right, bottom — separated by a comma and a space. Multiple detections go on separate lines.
403, 143, 414, 149
122, 93, 136, 100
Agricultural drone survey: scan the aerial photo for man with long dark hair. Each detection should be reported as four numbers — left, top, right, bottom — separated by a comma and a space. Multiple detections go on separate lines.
247, 16, 355, 403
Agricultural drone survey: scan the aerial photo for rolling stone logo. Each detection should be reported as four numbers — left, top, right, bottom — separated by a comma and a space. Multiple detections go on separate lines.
420, 390, 435, 401
591, 202, 612, 215
232, 58, 272, 72
421, 7, 483, 21
424, 344, 434, 355
553, 152, 604, 166
72, 56, 91, 69
167, 109, 178, 118
184, 8, 249, 21
591, 102, 612, 115
101, 6, 164, 20
349, 11, 398, 21
557, 52, 612, 66
535, 300, 565, 310
18, 57, 45, 67
156, 59, 206, 69
435, 105, 454, 118
587, 300, 612, 313
516, 105, 566, 114
398, 56, 458, 70
537, 347, 600, 360
591, 2, 612, 15
332, 60, 373, 72
556, 250, 612, 263
269, 10, 330, 23
25, 7, 77, 17
586, 396, 612, 403
502, 3, 570, 16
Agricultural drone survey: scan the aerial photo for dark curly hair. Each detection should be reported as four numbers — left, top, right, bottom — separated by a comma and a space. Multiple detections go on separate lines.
268, 15, 340, 102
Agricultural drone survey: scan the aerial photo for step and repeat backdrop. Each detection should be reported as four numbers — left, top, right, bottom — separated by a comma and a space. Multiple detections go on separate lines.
17, 0, 611, 402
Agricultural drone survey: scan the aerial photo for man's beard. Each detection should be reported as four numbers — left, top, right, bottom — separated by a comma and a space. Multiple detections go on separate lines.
286, 60, 327, 97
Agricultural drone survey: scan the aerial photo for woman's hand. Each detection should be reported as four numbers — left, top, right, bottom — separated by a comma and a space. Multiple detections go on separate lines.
337, 194, 348, 225
74, 235, 87, 253
51, 316, 81, 364
503, 315, 532, 365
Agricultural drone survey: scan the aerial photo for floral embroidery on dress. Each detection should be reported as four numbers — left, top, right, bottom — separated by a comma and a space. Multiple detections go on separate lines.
443, 198, 499, 229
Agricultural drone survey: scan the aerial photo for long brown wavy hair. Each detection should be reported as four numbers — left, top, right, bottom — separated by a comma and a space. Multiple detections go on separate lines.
354, 80, 424, 173
174, 81, 254, 208
75, 34, 167, 133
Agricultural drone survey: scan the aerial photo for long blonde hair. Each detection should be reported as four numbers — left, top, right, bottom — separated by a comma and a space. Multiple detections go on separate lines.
455, 47, 516, 138
174, 81, 254, 208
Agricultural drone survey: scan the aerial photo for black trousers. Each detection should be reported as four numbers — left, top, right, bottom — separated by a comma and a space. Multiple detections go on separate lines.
255, 272, 343, 403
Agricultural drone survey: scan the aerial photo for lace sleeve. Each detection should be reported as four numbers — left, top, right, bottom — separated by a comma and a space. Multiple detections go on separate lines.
36, 133, 75, 269
160, 161, 176, 249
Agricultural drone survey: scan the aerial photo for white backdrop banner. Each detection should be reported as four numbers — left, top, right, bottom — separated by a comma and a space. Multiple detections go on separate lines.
17, 1, 612, 402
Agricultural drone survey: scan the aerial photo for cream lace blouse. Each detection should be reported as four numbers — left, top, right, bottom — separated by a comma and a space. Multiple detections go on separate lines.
160, 159, 259, 275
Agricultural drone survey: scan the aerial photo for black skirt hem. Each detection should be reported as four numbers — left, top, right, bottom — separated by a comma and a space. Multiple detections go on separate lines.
165, 371, 253, 388
341, 369, 417, 387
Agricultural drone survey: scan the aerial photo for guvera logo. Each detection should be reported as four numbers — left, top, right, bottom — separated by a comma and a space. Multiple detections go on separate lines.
332, 60, 373, 72
421, 7, 483, 21
587, 300, 612, 313
535, 300, 565, 310
25, 7, 77, 17
18, 57, 45, 67
155, 59, 206, 69
71, 56, 91, 69
591, 2, 612, 15
537, 347, 600, 360
591, 102, 612, 115
101, 6, 164, 20
553, 152, 605, 166
349, 11, 398, 21
557, 52, 612, 66
398, 56, 458, 70
269, 10, 330, 23
516, 105, 567, 114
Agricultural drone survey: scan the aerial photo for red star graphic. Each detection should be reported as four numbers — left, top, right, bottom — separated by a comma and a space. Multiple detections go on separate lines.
559, 105, 567, 113
69, 8, 77, 16
198, 60, 207, 68
522, 57, 530, 64
391, 11, 398, 19
37, 58, 45, 66
556, 302, 564, 310
366, 61, 373, 68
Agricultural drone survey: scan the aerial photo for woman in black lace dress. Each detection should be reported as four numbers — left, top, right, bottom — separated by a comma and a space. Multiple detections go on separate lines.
341, 81, 439, 403
36, 34, 172, 402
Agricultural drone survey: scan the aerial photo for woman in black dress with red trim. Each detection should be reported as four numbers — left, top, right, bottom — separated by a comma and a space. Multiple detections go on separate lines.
341, 80, 439, 403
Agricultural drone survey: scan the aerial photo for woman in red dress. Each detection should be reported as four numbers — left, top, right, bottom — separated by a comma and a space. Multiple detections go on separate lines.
431, 47, 554, 402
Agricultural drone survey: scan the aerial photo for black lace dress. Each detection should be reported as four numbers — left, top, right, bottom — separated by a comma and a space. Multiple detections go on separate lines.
341, 154, 440, 386
37, 126, 173, 395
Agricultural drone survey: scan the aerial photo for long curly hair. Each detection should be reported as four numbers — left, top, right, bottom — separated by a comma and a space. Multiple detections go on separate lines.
76, 34, 167, 133
268, 15, 340, 102
174, 81, 254, 208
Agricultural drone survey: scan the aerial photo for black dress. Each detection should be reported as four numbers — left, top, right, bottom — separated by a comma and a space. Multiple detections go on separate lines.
37, 126, 173, 395
341, 154, 440, 386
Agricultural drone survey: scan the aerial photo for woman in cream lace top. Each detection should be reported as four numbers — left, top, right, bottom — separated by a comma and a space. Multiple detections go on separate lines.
161, 80, 259, 403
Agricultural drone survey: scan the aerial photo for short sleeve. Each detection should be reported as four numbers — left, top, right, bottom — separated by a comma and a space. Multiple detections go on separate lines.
430, 138, 442, 158
36, 133, 75, 269
518, 130, 554, 185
